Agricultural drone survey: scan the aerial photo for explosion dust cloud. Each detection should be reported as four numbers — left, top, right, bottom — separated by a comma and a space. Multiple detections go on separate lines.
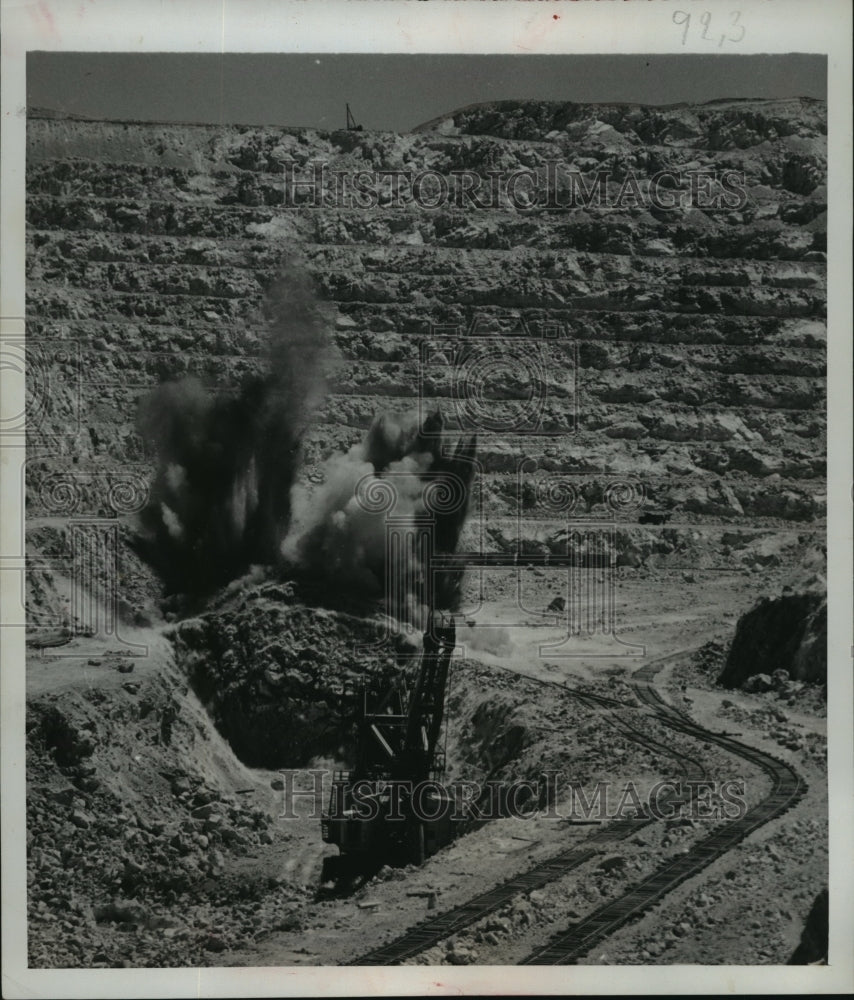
283, 408, 477, 620
135, 264, 477, 620
134, 266, 333, 596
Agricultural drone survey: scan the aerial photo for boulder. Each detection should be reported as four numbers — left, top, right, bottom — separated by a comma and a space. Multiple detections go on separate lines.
70, 810, 93, 829
446, 943, 478, 965
742, 674, 774, 693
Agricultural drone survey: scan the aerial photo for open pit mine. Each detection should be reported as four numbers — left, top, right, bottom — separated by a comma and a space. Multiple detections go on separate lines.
24, 97, 828, 968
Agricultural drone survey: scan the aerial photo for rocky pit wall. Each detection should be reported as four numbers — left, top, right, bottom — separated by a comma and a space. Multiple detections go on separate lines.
25, 97, 826, 580
23, 99, 829, 967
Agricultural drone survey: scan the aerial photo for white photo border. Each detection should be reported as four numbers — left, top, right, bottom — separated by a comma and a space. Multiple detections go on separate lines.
2, 1, 851, 996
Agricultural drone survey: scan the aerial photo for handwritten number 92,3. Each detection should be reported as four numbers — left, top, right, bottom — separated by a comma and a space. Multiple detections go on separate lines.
673, 10, 745, 47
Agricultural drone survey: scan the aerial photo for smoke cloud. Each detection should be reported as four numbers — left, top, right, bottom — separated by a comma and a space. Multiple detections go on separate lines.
134, 261, 478, 622
283, 409, 477, 620
134, 264, 334, 597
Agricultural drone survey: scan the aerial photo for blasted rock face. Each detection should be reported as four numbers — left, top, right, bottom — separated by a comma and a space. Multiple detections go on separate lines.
717, 590, 826, 689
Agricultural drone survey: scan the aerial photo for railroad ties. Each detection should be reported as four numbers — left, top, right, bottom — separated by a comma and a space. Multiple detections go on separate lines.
520, 661, 806, 964
349, 847, 601, 966
348, 653, 806, 966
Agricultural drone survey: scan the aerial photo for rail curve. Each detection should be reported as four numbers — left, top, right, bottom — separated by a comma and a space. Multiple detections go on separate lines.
349, 653, 805, 966
521, 660, 806, 964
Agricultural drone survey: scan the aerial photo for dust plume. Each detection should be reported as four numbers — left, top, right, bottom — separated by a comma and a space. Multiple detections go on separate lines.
134, 265, 334, 597
283, 409, 477, 619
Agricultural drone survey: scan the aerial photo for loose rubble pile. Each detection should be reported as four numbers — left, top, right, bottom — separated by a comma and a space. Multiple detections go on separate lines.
589, 816, 828, 965
167, 580, 404, 768
26, 677, 294, 967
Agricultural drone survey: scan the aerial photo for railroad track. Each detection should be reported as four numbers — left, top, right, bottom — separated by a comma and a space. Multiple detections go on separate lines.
348, 652, 806, 966
521, 659, 806, 964
349, 654, 703, 966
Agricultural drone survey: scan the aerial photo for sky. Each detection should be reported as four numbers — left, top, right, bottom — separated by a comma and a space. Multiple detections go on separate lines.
27, 53, 827, 132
